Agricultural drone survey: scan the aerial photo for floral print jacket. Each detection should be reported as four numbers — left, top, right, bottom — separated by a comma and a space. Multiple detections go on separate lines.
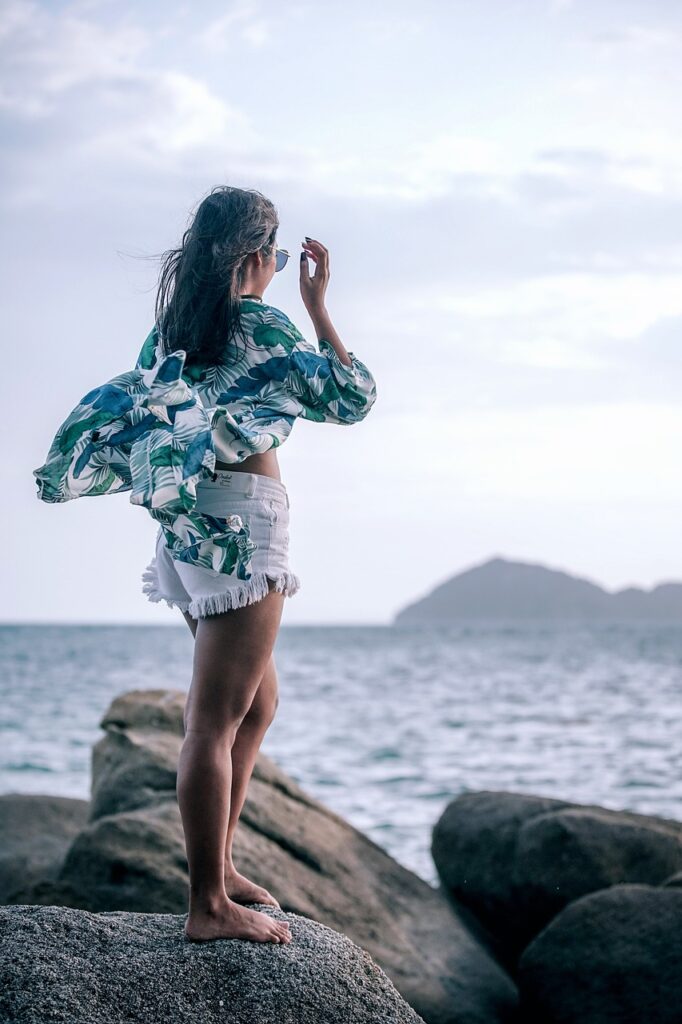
33, 298, 377, 579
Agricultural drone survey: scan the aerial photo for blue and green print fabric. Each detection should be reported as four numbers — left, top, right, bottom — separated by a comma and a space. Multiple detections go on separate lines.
134, 298, 378, 465
34, 297, 377, 581
33, 351, 217, 513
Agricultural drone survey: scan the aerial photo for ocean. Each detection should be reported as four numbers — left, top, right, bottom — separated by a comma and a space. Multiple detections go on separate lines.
1, 623, 680, 887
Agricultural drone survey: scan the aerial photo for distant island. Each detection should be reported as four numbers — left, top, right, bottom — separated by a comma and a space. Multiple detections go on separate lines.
393, 556, 682, 625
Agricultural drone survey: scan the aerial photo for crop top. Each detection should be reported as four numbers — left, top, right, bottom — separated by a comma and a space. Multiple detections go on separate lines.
134, 297, 378, 464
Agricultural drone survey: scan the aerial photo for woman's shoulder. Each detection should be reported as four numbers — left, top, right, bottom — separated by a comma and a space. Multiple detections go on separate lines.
241, 298, 296, 328
241, 299, 306, 352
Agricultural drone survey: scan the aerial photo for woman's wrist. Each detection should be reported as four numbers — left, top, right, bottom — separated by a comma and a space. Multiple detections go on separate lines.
305, 301, 327, 320
308, 304, 332, 337
306, 304, 352, 367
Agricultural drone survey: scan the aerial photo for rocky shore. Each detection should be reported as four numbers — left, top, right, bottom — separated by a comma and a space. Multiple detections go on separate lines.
1, 688, 681, 1023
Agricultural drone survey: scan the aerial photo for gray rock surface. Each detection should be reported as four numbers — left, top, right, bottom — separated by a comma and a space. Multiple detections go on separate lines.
90, 688, 186, 819
0, 793, 89, 903
57, 799, 188, 912
431, 789, 682, 966
518, 883, 682, 1023
9, 689, 519, 1024
0, 903, 425, 1024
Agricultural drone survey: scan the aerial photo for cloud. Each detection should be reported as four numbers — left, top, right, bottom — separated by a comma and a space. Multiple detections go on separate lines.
534, 145, 682, 198
430, 272, 682, 340
75, 70, 254, 159
0, 1, 148, 117
372, 402, 682, 502
194, 0, 273, 52
0, 0, 39, 42
590, 25, 680, 51
625, 313, 682, 386
0, 2, 294, 208
350, 270, 682, 415
2, 0, 681, 415
297, 133, 516, 203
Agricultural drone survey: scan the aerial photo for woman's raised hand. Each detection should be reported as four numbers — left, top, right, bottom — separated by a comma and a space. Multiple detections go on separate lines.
300, 237, 329, 312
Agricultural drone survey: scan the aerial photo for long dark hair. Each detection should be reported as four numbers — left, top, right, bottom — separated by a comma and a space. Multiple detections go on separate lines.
154, 186, 279, 368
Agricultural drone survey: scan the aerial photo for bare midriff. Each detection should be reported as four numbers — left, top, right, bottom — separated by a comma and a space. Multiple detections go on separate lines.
214, 448, 281, 482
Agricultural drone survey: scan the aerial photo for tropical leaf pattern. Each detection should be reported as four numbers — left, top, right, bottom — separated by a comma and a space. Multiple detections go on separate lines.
154, 510, 257, 579
134, 298, 378, 454
33, 352, 217, 512
34, 298, 377, 581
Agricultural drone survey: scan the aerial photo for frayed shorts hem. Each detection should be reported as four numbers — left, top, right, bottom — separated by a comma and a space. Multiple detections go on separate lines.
141, 559, 301, 618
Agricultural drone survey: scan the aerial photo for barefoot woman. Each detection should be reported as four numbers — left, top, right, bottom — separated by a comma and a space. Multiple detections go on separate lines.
136, 186, 378, 943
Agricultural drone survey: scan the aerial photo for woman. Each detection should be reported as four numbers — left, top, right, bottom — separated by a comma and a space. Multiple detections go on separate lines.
136, 186, 377, 944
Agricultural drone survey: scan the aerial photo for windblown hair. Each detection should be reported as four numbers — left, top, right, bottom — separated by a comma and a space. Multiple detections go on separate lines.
154, 186, 279, 368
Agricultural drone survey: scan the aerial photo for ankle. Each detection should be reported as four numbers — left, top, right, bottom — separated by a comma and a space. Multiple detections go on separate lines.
189, 888, 228, 914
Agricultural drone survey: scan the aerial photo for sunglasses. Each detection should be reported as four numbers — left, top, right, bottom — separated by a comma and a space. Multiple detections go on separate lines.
275, 248, 290, 272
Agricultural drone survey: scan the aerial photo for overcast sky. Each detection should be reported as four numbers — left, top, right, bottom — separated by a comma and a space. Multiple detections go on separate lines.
2, 0, 681, 624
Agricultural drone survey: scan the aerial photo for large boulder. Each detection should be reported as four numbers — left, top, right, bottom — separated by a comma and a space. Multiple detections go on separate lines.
518, 883, 682, 1023
0, 793, 89, 903
7, 690, 188, 913
89, 688, 186, 819
47, 800, 187, 913
431, 790, 682, 967
0, 903, 425, 1024
11, 690, 519, 1024
226, 755, 518, 1024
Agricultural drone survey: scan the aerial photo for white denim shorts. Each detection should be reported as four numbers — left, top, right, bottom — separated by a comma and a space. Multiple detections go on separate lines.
141, 470, 301, 618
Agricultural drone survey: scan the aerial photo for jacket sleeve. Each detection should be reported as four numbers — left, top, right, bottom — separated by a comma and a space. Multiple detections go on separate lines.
282, 317, 377, 425
33, 351, 215, 513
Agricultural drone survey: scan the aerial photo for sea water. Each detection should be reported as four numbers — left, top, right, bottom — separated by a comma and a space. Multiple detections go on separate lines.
1, 622, 680, 887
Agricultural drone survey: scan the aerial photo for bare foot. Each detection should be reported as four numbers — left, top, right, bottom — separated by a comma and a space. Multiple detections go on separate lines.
225, 867, 281, 908
184, 896, 292, 944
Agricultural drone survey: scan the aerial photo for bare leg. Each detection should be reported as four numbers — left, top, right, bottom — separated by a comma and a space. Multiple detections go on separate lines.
180, 611, 281, 906
177, 590, 291, 944
223, 653, 281, 905
181, 610, 198, 638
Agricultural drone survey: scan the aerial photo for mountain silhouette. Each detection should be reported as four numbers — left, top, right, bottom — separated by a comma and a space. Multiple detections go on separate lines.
393, 556, 682, 625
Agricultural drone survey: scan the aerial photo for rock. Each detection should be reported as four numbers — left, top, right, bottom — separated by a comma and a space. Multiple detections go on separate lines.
11, 690, 519, 1024
228, 757, 519, 1024
59, 800, 187, 912
517, 883, 682, 1023
0, 903, 426, 1024
0, 793, 89, 903
8, 691, 189, 912
101, 688, 186, 735
431, 790, 682, 966
431, 790, 572, 966
90, 689, 186, 819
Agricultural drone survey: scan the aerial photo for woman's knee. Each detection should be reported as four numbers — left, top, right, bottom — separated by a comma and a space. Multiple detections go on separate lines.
183, 708, 244, 745
183, 678, 254, 739
183, 604, 281, 736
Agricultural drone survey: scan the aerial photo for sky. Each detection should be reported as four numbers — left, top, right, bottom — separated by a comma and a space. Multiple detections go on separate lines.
2, 0, 681, 624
